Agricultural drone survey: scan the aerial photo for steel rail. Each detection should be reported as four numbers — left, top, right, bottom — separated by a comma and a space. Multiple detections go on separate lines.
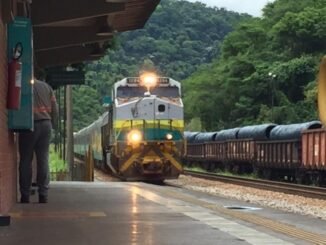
183, 170, 326, 200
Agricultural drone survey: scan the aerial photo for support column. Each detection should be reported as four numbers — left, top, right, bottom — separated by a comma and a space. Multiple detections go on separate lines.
66, 85, 74, 180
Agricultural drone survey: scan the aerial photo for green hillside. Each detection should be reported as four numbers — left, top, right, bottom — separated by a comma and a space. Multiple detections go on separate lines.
183, 0, 326, 130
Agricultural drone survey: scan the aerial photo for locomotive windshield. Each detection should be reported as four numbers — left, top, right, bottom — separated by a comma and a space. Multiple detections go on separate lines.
117, 86, 180, 98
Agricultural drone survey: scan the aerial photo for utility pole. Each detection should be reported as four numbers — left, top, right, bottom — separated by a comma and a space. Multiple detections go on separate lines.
268, 72, 277, 122
66, 85, 74, 180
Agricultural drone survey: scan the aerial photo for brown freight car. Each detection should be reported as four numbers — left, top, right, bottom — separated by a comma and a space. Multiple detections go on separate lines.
185, 142, 225, 170
255, 140, 301, 169
186, 143, 206, 160
255, 140, 301, 180
225, 124, 276, 173
205, 142, 225, 162
226, 139, 256, 162
224, 139, 255, 173
185, 132, 220, 169
302, 128, 326, 171
253, 121, 323, 182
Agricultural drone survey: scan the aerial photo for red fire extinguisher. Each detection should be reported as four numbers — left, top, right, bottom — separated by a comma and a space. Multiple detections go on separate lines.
7, 42, 23, 110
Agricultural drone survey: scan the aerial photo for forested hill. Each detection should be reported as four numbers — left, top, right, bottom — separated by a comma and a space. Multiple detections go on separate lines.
73, 0, 249, 131
184, 0, 326, 131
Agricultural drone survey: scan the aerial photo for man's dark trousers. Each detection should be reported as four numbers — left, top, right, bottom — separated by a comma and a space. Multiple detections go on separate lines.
19, 120, 52, 198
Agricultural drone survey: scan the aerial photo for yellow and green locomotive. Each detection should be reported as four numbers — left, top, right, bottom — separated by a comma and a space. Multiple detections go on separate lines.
74, 74, 184, 181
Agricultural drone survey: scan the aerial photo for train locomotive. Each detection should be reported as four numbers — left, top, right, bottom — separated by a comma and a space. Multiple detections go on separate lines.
74, 74, 184, 181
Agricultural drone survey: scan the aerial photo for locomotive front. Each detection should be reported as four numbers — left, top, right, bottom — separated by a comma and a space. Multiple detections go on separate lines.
110, 74, 184, 180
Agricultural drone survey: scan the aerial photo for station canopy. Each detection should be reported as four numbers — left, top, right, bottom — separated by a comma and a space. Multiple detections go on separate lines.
30, 0, 160, 68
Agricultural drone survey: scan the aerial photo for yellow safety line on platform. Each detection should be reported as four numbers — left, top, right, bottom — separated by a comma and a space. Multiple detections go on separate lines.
135, 185, 326, 245
10, 211, 106, 219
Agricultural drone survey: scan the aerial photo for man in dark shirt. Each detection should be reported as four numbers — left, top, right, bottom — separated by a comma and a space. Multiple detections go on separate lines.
19, 80, 58, 203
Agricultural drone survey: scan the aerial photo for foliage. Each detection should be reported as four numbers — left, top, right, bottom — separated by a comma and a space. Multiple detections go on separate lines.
185, 117, 202, 131
183, 0, 326, 130
49, 145, 67, 172
72, 86, 103, 131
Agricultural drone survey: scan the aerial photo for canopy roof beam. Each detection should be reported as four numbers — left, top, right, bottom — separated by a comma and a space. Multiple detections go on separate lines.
34, 26, 113, 52
32, 0, 125, 26
36, 46, 100, 68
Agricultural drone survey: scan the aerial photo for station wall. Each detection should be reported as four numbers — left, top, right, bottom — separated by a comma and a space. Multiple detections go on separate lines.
0, 11, 17, 214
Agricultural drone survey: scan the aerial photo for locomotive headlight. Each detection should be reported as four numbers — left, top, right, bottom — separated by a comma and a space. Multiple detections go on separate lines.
166, 133, 173, 140
140, 73, 158, 88
127, 130, 142, 144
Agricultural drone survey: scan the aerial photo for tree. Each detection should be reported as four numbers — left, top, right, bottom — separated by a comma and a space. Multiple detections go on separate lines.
182, 0, 325, 130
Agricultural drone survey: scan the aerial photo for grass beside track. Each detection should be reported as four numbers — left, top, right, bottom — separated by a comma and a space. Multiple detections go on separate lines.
49, 146, 68, 173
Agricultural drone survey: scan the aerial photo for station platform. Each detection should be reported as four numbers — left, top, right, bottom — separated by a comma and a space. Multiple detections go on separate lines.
0, 181, 325, 245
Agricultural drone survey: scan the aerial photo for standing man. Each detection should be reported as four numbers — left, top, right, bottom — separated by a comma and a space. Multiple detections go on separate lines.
19, 79, 58, 203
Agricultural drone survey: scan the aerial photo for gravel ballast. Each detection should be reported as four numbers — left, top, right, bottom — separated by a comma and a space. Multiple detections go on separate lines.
166, 175, 326, 220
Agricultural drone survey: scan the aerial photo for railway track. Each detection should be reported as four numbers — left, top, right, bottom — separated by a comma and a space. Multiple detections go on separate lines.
183, 170, 326, 200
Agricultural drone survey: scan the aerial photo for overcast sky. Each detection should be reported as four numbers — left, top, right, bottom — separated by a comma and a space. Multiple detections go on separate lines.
185, 0, 275, 16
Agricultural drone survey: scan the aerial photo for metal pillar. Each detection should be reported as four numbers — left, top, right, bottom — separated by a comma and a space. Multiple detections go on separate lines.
63, 86, 67, 161
66, 85, 74, 180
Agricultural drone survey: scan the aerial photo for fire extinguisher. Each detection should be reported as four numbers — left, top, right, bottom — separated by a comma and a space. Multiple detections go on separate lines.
7, 42, 23, 110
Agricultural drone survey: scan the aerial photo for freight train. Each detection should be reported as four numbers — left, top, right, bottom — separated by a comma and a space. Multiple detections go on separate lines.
184, 56, 326, 186
183, 122, 326, 185
74, 74, 184, 181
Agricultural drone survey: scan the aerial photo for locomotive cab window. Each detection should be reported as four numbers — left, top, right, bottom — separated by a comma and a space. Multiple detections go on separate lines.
158, 104, 165, 112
